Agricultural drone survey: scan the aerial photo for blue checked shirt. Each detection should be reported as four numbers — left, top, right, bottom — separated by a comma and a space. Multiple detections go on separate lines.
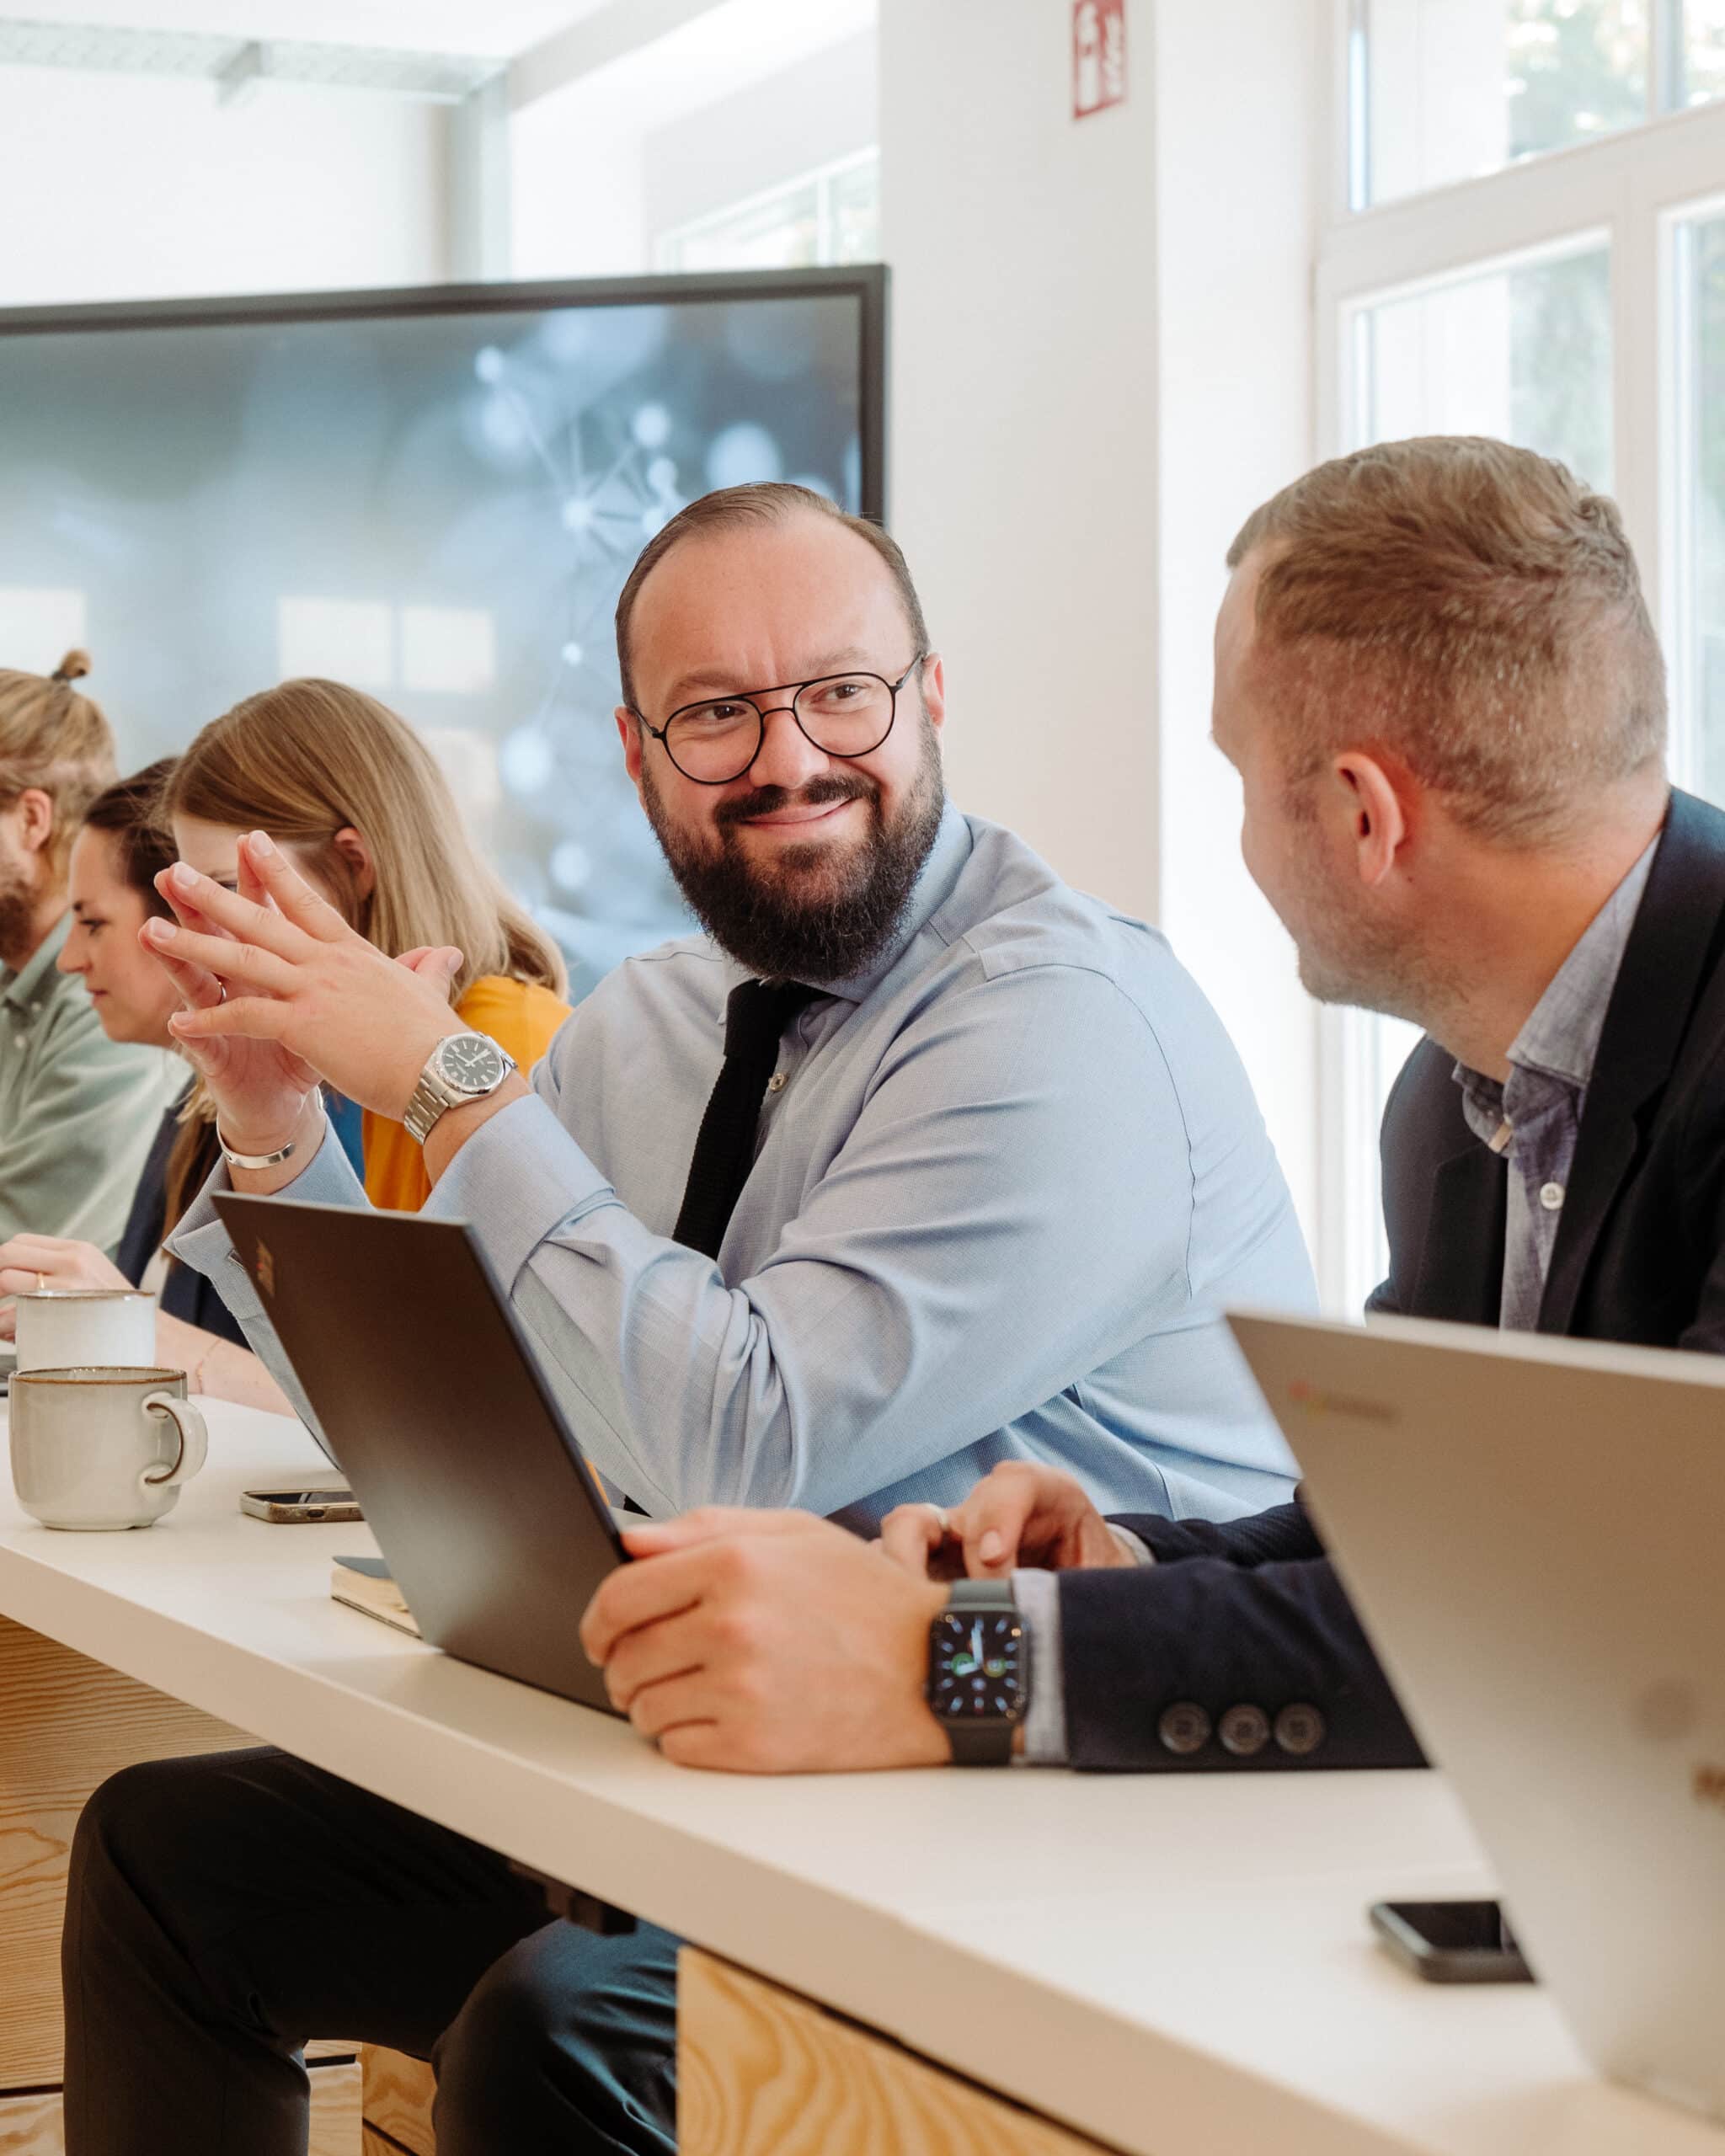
175, 806, 1314, 1532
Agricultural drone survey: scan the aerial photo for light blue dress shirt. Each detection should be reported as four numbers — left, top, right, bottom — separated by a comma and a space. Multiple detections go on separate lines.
175, 806, 1315, 1530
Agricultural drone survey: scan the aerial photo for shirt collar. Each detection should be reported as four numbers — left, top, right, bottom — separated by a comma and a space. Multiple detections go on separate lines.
0, 910, 72, 1016
1452, 835, 1659, 1129
720, 797, 973, 1007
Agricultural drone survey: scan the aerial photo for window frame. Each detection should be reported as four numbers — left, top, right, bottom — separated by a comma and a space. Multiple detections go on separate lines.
1313, 0, 1725, 1310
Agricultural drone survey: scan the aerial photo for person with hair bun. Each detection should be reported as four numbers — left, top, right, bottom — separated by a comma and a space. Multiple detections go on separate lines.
0, 760, 291, 1413
0, 652, 182, 1248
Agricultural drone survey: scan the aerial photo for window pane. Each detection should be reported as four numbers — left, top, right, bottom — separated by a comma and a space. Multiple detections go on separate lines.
1363, 0, 1648, 206
1680, 0, 1725, 107
1337, 239, 1612, 1309
1674, 212, 1725, 805
1359, 243, 1613, 490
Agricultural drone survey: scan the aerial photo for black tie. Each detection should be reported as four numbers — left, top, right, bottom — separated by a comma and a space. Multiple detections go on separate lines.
674, 979, 820, 1259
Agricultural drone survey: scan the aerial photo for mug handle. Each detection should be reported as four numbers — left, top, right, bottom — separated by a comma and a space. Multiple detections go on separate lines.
140, 1394, 209, 1490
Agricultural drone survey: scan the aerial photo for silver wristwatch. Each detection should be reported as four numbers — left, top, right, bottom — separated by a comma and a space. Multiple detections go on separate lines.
403, 1031, 517, 1145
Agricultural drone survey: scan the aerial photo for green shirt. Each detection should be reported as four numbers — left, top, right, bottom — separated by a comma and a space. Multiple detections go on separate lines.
0, 911, 184, 1253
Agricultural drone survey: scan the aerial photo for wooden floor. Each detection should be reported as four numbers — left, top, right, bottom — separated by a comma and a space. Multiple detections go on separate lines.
0, 1615, 437, 2156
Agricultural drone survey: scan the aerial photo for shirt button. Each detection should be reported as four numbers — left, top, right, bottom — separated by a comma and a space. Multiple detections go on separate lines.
1274, 1704, 1326, 1757
1218, 1704, 1270, 1757
1539, 1182, 1565, 1211
766, 1072, 788, 1094
1157, 1703, 1212, 1755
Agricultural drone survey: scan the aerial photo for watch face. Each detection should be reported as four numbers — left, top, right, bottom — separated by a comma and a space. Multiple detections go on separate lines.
436, 1034, 506, 1093
927, 1610, 1027, 1723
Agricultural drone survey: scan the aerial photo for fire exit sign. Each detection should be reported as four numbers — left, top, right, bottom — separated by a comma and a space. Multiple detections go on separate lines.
1074, 0, 1127, 120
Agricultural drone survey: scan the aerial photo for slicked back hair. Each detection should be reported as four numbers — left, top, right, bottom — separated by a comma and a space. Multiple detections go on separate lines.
1226, 437, 1667, 843
615, 483, 930, 716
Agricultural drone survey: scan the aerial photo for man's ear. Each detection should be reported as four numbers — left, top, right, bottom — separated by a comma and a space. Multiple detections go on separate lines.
14, 787, 55, 857
616, 707, 646, 797
330, 825, 377, 901
1332, 751, 1408, 889
919, 653, 947, 734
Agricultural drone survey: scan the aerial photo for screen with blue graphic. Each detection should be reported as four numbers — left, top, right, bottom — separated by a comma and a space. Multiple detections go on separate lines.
0, 272, 883, 996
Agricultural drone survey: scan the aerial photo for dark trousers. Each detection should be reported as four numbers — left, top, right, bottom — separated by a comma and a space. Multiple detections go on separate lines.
61, 1747, 680, 2156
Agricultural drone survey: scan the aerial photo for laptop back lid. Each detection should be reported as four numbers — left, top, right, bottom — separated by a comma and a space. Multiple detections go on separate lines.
216, 1192, 625, 1716
1230, 1309, 1725, 2124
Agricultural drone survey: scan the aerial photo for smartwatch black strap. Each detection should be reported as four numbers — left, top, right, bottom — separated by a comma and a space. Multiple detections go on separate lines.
943, 1579, 1023, 1767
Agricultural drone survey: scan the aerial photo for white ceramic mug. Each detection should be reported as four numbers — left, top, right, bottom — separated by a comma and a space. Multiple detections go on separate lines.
8, 1366, 207, 1530
13, 1289, 155, 1375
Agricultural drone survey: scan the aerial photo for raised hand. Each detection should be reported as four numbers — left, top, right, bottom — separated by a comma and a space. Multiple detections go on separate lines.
879, 1462, 1139, 1581
146, 848, 321, 1155
142, 833, 464, 1122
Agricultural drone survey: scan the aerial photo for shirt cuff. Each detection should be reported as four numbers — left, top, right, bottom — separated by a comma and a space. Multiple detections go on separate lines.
1012, 1567, 1068, 1766
1109, 1524, 1156, 1566
168, 1109, 360, 1322
424, 1092, 617, 1289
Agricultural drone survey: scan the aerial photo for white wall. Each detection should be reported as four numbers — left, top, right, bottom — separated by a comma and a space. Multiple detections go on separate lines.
0, 67, 450, 305
1152, 0, 1325, 1249
879, 0, 1162, 923
643, 29, 877, 248
879, 0, 1325, 1246
510, 0, 875, 280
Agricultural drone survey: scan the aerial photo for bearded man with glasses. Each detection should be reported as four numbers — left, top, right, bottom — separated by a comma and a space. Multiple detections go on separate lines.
67, 483, 1315, 2156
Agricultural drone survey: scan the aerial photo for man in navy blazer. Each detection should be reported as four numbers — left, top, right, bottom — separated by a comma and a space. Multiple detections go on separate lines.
579, 435, 1725, 1780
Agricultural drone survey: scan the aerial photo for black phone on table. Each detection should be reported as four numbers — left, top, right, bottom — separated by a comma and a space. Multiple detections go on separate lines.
1369, 1899, 1534, 1983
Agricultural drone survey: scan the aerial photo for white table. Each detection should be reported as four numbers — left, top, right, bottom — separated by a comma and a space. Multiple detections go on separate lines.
0, 1398, 1717, 2156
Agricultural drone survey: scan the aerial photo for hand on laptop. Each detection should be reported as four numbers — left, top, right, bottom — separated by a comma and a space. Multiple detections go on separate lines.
143, 834, 469, 1124
880, 1463, 1140, 1581
580, 1510, 948, 1773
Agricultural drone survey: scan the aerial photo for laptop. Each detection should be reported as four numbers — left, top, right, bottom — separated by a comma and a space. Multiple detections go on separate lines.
1229, 1309, 1725, 2124
215, 1193, 626, 1716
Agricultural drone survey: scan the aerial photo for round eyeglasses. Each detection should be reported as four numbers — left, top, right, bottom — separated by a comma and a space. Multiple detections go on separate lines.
634, 655, 927, 786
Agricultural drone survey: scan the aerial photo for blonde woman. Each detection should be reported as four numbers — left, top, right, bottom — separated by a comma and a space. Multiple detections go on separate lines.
160, 678, 570, 1210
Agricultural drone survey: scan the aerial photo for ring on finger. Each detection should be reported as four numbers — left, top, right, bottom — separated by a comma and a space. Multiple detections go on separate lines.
928, 1503, 950, 1535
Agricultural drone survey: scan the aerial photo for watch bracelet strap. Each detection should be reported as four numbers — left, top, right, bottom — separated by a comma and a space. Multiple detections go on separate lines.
942, 1577, 1023, 1768
948, 1721, 1017, 1766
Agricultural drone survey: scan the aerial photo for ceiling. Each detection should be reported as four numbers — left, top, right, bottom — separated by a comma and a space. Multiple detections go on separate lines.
3, 0, 611, 56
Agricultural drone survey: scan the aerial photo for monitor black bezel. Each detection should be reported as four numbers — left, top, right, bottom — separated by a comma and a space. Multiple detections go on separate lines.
0, 264, 889, 520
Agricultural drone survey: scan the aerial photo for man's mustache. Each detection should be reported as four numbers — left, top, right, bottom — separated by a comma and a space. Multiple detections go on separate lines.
714, 775, 877, 830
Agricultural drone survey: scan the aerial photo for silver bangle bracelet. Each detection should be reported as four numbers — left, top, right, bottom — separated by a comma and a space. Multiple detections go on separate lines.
218, 1129, 298, 1172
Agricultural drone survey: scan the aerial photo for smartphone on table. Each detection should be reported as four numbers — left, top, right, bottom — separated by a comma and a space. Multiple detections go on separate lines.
1369, 1898, 1534, 1983
240, 1487, 363, 1524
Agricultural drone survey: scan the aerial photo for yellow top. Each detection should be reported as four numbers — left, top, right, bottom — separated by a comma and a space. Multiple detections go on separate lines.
363, 973, 572, 1214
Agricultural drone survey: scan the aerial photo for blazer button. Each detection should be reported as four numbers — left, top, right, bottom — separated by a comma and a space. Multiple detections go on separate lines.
1218, 1704, 1270, 1757
1157, 1702, 1212, 1755
1274, 1704, 1326, 1757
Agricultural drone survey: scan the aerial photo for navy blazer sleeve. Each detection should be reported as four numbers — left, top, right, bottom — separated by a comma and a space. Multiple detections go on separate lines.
1053, 1503, 1425, 1774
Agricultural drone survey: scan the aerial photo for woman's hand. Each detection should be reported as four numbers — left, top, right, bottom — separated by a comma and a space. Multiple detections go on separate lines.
144, 835, 465, 1119
0, 1235, 129, 1337
142, 846, 322, 1155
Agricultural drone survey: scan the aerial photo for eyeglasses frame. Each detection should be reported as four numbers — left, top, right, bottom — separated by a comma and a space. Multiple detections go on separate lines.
631, 653, 928, 787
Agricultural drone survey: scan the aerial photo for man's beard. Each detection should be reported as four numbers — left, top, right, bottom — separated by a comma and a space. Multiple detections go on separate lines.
0, 857, 40, 972
642, 716, 946, 983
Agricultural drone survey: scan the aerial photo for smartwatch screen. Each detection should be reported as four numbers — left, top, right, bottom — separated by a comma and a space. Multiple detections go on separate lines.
927, 1609, 1028, 1721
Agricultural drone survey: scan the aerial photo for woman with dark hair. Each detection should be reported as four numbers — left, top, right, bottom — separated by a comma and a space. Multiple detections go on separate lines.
0, 760, 290, 1411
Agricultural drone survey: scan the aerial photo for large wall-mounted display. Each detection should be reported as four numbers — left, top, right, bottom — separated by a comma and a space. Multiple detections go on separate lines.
0, 269, 887, 995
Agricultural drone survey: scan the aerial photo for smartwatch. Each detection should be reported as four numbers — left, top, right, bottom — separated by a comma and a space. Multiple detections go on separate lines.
403, 1031, 517, 1145
926, 1577, 1029, 1765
